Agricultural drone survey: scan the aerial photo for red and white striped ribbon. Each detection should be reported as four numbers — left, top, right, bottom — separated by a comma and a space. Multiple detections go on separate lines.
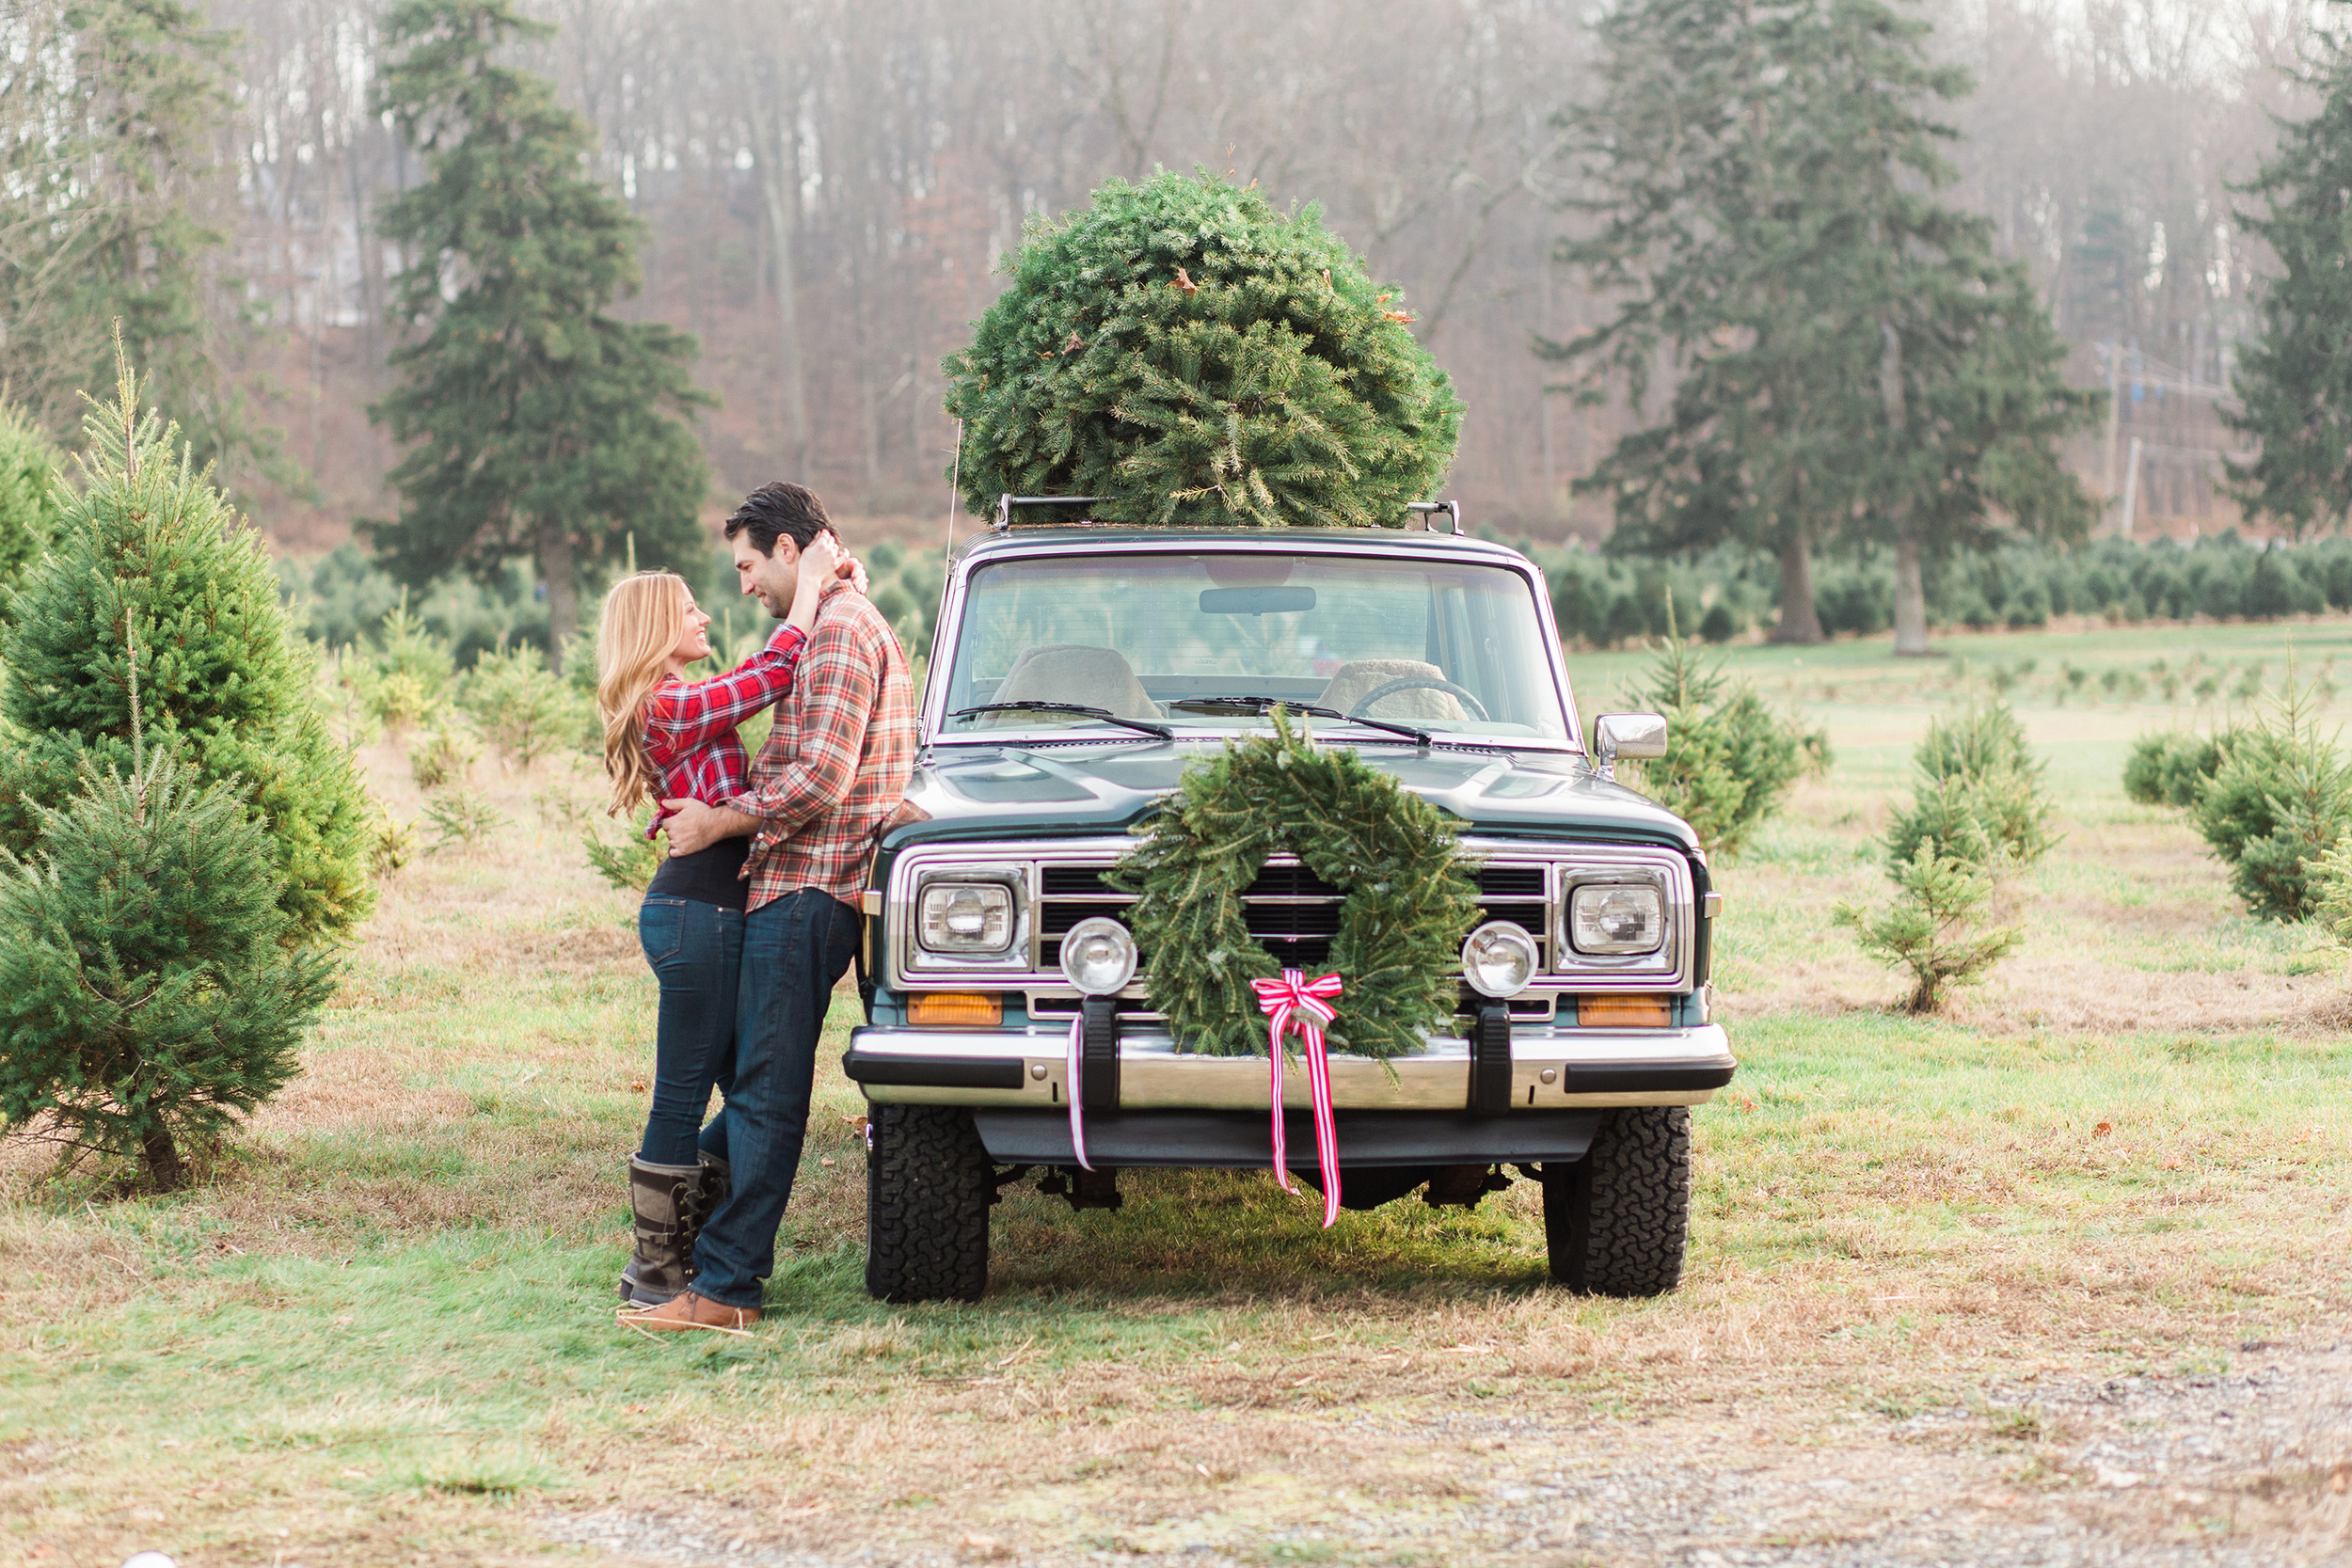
1251, 969, 1344, 1227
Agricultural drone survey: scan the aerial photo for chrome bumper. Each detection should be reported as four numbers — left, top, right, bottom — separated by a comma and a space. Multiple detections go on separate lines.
844, 1022, 1734, 1110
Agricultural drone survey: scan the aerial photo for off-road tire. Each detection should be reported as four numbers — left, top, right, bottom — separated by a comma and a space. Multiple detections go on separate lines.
865, 1104, 992, 1304
1543, 1106, 1689, 1296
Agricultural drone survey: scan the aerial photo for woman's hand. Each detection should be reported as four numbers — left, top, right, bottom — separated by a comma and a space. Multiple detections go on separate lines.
844, 553, 869, 596
787, 532, 843, 632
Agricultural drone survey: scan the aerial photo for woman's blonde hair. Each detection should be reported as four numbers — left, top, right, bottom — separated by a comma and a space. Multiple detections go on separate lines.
596, 571, 693, 816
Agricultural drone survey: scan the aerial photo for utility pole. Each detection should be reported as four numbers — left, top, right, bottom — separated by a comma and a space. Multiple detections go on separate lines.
2103, 341, 2122, 510
2119, 436, 2145, 539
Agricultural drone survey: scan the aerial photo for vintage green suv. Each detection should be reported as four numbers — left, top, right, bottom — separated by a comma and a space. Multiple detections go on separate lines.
845, 499, 1732, 1303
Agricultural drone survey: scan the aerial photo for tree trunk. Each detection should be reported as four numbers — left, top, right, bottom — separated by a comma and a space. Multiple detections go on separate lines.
1893, 531, 1931, 656
538, 519, 580, 673
141, 1124, 186, 1191
1770, 532, 1824, 644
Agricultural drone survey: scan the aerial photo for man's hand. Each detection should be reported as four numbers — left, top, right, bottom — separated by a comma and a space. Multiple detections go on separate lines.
660, 798, 760, 856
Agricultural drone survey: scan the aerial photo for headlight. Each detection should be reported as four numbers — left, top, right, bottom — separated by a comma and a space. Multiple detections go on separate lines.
1059, 916, 1137, 995
1568, 881, 1665, 955
1462, 920, 1538, 999
917, 879, 1016, 956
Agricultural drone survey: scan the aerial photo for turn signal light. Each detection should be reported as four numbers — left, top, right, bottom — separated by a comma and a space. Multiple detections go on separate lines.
906, 991, 1004, 1027
1576, 993, 1671, 1028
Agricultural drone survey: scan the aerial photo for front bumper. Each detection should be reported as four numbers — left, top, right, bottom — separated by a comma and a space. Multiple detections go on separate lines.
843, 1022, 1734, 1111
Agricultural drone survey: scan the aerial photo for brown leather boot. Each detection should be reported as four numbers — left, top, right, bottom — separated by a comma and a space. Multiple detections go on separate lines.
620, 1157, 700, 1307
678, 1151, 729, 1275
618, 1291, 761, 1334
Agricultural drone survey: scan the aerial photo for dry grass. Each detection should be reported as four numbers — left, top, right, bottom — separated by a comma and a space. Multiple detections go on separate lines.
5, 630, 2352, 1565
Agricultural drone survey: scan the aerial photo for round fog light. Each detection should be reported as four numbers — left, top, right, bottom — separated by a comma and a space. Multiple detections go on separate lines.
1059, 916, 1138, 995
1462, 920, 1538, 999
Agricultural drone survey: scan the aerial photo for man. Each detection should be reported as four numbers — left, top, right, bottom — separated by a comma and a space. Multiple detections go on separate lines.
624, 482, 916, 1332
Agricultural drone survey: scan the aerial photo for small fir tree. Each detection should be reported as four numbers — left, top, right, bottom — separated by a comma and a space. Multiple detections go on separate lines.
1622, 610, 1827, 857
2226, 14, 2352, 538
365, 0, 711, 664
942, 171, 1463, 528
1883, 701, 2057, 870
0, 403, 68, 615
2189, 675, 2352, 922
1836, 833, 2020, 1013
0, 722, 336, 1190
0, 357, 372, 944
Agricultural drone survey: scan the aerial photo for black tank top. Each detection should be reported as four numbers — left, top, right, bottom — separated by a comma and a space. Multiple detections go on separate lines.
643, 836, 752, 911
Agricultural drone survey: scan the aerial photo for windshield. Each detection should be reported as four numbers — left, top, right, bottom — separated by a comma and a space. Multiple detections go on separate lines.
937, 550, 1572, 745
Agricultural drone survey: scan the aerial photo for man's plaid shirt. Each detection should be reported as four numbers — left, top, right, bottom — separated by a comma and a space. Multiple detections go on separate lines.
641, 624, 808, 833
724, 580, 916, 910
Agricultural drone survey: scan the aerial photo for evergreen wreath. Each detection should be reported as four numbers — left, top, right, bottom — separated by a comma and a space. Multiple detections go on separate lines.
941, 170, 1463, 529
1110, 712, 1482, 1059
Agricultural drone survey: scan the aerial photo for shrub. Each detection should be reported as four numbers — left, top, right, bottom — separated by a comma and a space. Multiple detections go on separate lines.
409, 723, 476, 791
0, 402, 67, 619
1620, 625, 1827, 858
461, 642, 585, 768
1884, 702, 2054, 870
0, 748, 338, 1189
2304, 841, 2352, 957
369, 814, 416, 876
2189, 678, 2352, 922
1836, 831, 2021, 1012
422, 788, 504, 851
582, 824, 659, 892
0, 365, 371, 945
2123, 731, 2229, 808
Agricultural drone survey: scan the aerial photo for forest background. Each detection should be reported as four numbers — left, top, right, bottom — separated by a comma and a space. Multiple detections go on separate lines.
0, 0, 2300, 563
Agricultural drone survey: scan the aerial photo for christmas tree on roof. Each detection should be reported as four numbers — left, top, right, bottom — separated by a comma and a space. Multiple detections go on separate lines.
942, 171, 1462, 529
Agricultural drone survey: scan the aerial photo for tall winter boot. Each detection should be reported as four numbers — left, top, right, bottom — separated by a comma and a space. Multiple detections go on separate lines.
677, 1151, 729, 1277
619, 1157, 701, 1308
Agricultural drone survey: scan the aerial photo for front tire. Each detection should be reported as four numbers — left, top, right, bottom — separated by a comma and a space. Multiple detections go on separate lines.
1543, 1106, 1690, 1296
865, 1104, 991, 1304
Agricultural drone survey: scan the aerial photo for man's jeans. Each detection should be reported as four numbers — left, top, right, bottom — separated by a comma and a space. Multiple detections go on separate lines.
635, 897, 743, 1168
689, 889, 861, 1310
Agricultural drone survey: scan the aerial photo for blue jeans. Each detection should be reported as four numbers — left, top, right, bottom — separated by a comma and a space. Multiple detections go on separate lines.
635, 897, 744, 1168
689, 889, 861, 1310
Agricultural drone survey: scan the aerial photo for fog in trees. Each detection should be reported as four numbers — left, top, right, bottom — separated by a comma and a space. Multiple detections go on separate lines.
3, 0, 2329, 599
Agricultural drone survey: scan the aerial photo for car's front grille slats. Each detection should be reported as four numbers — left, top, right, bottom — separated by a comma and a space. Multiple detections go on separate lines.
1037, 857, 1554, 977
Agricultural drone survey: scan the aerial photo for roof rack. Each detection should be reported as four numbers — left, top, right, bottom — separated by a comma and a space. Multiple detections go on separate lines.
991, 494, 1464, 532
1408, 500, 1463, 535
993, 495, 1103, 530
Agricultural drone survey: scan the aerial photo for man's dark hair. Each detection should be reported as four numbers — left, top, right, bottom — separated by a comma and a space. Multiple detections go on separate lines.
723, 482, 834, 557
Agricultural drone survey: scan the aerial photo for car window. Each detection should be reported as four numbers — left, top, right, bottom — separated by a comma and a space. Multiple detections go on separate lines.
939, 551, 1570, 742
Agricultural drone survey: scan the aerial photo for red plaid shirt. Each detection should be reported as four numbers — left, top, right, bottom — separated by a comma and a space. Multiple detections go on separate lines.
641, 624, 809, 835
724, 580, 916, 910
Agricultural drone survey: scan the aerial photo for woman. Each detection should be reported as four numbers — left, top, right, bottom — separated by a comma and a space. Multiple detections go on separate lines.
596, 536, 850, 1307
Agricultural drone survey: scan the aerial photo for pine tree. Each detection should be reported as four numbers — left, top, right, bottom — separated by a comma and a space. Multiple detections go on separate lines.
0, 404, 67, 618
365, 0, 712, 665
0, 356, 372, 944
0, 1, 285, 485
942, 172, 1463, 528
1545, 0, 2096, 645
2226, 15, 2352, 539
0, 738, 337, 1190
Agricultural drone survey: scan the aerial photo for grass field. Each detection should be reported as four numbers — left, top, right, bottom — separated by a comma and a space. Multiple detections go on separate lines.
5, 616, 2350, 1567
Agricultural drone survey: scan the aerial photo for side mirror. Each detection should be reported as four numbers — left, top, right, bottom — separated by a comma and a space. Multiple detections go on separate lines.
1592, 712, 1668, 783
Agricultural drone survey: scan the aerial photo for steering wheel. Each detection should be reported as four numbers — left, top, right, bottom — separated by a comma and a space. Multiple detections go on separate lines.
1347, 675, 1489, 723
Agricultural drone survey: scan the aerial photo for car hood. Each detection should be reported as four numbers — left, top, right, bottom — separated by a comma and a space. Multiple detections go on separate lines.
887, 740, 1698, 851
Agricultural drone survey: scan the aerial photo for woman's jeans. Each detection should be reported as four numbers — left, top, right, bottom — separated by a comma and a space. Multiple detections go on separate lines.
636, 896, 744, 1168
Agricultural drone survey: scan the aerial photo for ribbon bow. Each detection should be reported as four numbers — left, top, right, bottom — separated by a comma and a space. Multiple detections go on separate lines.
1252, 969, 1345, 1227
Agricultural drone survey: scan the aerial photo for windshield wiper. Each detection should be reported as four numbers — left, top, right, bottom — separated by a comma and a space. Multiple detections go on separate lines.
1166, 695, 1431, 748
949, 701, 1172, 740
